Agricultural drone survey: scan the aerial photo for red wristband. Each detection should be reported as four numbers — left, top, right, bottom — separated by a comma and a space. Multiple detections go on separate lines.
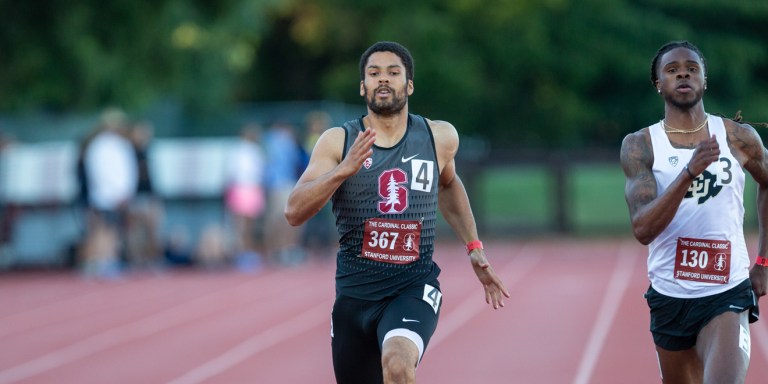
466, 240, 483, 255
757, 256, 768, 267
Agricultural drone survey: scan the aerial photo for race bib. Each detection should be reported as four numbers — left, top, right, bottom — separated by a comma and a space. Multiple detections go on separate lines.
674, 237, 731, 284
361, 218, 421, 264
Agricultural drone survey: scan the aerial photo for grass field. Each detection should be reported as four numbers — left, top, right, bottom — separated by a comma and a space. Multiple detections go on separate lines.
474, 163, 759, 237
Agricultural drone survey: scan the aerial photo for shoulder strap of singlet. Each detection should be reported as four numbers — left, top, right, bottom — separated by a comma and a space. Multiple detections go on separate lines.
340, 117, 365, 160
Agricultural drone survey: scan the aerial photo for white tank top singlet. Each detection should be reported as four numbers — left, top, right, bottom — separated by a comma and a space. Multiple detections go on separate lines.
647, 115, 749, 298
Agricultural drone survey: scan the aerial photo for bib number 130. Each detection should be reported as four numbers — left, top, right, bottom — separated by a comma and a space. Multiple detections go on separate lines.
679, 249, 708, 269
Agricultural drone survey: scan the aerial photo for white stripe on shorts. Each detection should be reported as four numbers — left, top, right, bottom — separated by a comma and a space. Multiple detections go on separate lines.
383, 328, 425, 365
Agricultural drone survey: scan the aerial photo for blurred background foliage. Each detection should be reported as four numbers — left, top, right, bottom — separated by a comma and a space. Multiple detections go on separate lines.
1, 0, 766, 149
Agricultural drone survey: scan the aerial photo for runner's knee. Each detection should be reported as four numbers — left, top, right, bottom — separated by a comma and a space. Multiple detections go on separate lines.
381, 337, 418, 383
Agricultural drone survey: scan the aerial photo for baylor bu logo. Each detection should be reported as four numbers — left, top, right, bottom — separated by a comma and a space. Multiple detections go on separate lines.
378, 168, 408, 214
685, 158, 733, 204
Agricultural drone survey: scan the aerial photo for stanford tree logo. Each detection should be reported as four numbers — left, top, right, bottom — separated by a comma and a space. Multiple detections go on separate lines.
377, 168, 409, 214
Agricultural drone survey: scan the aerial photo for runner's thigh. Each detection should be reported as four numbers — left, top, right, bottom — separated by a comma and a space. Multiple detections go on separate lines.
332, 295, 384, 384
378, 283, 442, 364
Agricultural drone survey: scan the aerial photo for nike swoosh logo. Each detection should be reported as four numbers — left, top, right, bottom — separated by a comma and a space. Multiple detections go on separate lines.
402, 317, 420, 323
401, 154, 419, 163
729, 305, 744, 310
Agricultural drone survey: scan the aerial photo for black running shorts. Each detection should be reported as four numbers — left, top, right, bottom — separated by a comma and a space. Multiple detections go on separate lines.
331, 281, 442, 384
645, 278, 758, 351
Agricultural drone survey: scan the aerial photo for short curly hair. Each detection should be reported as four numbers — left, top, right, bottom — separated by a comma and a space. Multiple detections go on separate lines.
359, 41, 414, 82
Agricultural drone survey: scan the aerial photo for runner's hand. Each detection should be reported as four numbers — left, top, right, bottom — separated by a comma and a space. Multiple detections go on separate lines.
338, 127, 375, 178
687, 135, 720, 175
750, 264, 768, 298
469, 249, 511, 309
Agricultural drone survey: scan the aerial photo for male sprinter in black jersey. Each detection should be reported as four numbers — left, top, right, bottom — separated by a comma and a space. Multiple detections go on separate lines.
285, 41, 510, 384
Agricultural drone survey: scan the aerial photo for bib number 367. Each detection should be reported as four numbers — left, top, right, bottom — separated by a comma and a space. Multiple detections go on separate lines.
361, 218, 421, 264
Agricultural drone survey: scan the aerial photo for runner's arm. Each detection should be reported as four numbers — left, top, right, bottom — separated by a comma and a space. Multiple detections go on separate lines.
285, 127, 375, 226
431, 120, 476, 244
621, 130, 714, 244
730, 122, 768, 297
433, 121, 510, 309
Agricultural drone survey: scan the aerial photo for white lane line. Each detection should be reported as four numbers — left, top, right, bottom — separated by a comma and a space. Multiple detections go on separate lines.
572, 242, 638, 384
0, 271, 286, 338
429, 245, 539, 349
166, 302, 329, 384
0, 277, 289, 384
0, 290, 108, 338
170, 245, 537, 383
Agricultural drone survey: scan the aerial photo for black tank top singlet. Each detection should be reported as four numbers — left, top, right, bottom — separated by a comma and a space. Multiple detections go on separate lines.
332, 114, 441, 300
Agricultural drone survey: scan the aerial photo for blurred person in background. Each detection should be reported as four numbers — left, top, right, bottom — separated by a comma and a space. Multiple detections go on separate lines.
621, 40, 768, 384
195, 222, 232, 270
225, 123, 266, 273
263, 121, 306, 266
79, 108, 137, 279
125, 120, 164, 273
285, 41, 509, 384
300, 110, 338, 261
163, 225, 195, 267
0, 130, 18, 267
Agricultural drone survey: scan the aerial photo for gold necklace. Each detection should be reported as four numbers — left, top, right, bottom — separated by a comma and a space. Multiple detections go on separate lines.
662, 113, 709, 134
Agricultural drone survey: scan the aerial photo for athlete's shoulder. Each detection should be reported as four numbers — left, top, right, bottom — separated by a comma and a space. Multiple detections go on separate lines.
423, 118, 458, 141
318, 126, 347, 143
721, 116, 758, 136
628, 125, 652, 137
720, 116, 765, 162
311, 126, 348, 162
423, 117, 454, 130
622, 127, 651, 149
620, 127, 653, 166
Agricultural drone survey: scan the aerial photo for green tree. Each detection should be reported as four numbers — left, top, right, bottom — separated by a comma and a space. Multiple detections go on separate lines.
1, 0, 766, 148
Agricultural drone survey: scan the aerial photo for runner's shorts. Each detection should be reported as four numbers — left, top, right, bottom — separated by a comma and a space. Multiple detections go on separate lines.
645, 278, 758, 351
331, 281, 442, 384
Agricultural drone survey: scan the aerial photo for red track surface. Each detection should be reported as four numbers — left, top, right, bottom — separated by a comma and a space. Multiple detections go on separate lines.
2, 237, 768, 383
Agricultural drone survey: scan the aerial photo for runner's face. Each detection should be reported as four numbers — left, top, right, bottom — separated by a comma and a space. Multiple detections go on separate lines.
656, 47, 706, 110
360, 51, 413, 116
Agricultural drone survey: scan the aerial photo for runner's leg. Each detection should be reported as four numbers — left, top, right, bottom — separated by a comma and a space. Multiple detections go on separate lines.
696, 311, 750, 383
655, 346, 703, 384
332, 296, 384, 384
377, 283, 441, 384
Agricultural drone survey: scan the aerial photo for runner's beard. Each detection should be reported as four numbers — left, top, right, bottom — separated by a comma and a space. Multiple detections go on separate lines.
664, 89, 703, 110
365, 85, 408, 116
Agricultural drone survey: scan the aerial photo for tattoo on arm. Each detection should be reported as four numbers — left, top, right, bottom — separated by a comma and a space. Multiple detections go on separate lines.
729, 122, 768, 185
621, 131, 657, 216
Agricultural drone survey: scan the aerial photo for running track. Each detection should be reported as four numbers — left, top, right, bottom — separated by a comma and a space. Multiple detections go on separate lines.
2, 237, 768, 383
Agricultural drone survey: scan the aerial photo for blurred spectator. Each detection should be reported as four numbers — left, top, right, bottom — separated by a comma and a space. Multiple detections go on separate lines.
300, 111, 337, 261
303, 110, 330, 151
71, 121, 102, 269
125, 121, 164, 272
163, 225, 195, 267
0, 130, 18, 268
263, 121, 305, 266
225, 123, 266, 272
195, 223, 232, 270
79, 108, 137, 279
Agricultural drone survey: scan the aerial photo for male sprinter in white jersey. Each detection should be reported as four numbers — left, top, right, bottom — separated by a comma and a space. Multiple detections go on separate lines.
285, 41, 509, 384
621, 40, 768, 383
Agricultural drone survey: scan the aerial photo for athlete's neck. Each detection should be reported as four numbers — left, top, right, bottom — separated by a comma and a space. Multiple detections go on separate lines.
364, 110, 409, 147
663, 103, 707, 131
